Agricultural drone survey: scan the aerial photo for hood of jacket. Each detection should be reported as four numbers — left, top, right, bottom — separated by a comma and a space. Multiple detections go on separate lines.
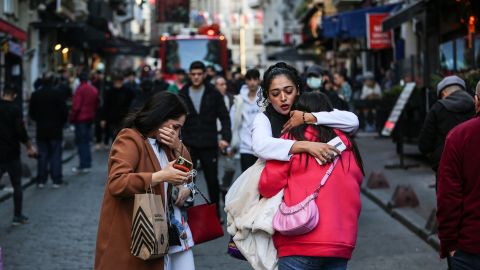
439, 90, 475, 113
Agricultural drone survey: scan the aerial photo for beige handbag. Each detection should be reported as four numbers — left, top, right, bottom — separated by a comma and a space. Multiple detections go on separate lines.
130, 186, 169, 260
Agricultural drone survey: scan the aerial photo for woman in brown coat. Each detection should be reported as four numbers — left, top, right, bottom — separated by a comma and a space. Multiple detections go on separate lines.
95, 92, 192, 270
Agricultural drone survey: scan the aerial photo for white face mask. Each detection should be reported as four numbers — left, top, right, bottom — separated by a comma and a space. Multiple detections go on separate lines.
307, 77, 322, 89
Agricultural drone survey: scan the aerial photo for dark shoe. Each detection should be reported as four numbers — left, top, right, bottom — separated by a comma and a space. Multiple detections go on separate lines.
12, 215, 29, 226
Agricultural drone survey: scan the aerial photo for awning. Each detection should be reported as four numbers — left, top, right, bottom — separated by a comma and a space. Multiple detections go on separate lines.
267, 47, 318, 61
101, 37, 150, 56
322, 3, 401, 38
0, 18, 27, 42
382, 0, 425, 31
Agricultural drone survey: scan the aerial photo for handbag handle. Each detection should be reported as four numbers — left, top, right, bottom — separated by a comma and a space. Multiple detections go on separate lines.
313, 157, 339, 197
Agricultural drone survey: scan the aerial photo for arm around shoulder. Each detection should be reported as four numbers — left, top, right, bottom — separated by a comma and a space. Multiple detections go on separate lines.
312, 109, 359, 134
252, 113, 295, 161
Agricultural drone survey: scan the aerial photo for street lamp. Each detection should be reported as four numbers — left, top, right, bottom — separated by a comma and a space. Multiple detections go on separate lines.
54, 44, 62, 51
62, 47, 69, 54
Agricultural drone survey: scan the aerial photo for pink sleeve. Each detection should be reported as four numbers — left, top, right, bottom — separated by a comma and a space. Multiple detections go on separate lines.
258, 159, 290, 198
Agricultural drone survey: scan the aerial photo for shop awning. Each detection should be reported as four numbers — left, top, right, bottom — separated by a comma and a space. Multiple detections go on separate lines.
267, 47, 318, 61
101, 37, 150, 56
322, 3, 401, 38
0, 18, 27, 42
382, 0, 425, 31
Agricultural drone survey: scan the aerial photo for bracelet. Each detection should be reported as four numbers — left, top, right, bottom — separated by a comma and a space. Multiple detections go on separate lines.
302, 111, 307, 125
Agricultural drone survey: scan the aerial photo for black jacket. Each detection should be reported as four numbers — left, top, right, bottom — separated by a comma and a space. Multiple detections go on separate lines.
179, 83, 231, 149
153, 79, 170, 93
418, 90, 475, 171
102, 86, 134, 126
29, 86, 68, 140
0, 99, 29, 162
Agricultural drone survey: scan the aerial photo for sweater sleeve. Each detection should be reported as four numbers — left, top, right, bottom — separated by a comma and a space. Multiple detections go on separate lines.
69, 88, 83, 122
437, 131, 463, 258
252, 113, 295, 161
312, 109, 359, 134
107, 131, 153, 198
258, 159, 290, 198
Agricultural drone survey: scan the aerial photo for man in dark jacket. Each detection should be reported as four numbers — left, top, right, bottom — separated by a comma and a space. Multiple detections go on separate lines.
29, 74, 68, 188
436, 81, 480, 269
0, 85, 37, 225
179, 61, 231, 216
152, 69, 170, 93
418, 75, 475, 175
101, 73, 134, 141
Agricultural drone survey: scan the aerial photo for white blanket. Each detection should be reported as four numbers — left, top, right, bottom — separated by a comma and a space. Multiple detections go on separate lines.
224, 159, 283, 270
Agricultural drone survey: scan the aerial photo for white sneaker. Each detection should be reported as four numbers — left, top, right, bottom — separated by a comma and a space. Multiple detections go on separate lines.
52, 184, 60, 189
37, 184, 45, 189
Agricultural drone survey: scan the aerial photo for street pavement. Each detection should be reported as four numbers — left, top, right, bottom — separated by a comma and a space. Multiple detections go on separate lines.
0, 140, 447, 269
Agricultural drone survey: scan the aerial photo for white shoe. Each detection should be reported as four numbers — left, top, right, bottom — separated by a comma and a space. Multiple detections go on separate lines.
52, 184, 60, 189
37, 184, 45, 189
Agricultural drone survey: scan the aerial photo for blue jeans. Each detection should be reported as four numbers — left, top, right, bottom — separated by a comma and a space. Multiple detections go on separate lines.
74, 122, 92, 169
279, 256, 348, 270
449, 250, 480, 270
37, 139, 63, 184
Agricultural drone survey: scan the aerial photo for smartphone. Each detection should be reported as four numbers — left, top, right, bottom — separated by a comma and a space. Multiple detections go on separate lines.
173, 156, 193, 173
314, 136, 347, 166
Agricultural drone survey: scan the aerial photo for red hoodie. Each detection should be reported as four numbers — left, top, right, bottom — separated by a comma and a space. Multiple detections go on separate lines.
437, 114, 480, 258
69, 82, 99, 123
258, 128, 363, 259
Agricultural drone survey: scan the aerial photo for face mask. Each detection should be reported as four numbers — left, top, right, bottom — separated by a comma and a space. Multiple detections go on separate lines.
307, 77, 322, 89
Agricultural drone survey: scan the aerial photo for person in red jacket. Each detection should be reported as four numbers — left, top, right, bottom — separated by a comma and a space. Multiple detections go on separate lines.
437, 82, 480, 270
258, 92, 364, 270
69, 71, 99, 173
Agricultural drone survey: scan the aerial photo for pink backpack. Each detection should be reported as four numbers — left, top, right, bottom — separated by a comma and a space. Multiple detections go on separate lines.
272, 158, 338, 236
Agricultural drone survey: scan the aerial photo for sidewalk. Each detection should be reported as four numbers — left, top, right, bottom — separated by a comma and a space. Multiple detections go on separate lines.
0, 127, 76, 203
356, 132, 440, 250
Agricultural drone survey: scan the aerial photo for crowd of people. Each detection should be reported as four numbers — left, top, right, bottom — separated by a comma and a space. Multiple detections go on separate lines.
0, 58, 478, 270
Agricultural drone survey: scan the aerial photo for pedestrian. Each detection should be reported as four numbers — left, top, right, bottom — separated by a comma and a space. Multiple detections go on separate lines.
418, 75, 475, 180
130, 78, 154, 112
436, 81, 480, 270
0, 84, 38, 225
359, 72, 382, 132
101, 72, 134, 141
123, 69, 140, 97
179, 60, 231, 219
29, 73, 68, 188
92, 70, 109, 150
333, 71, 353, 110
205, 65, 217, 84
69, 71, 99, 173
258, 92, 364, 270
95, 92, 192, 270
306, 65, 348, 111
153, 69, 170, 93
167, 68, 187, 94
230, 68, 262, 172
214, 75, 234, 110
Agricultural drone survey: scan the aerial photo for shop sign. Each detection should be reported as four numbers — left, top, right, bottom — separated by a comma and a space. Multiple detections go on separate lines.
367, 13, 392, 50
0, 19, 27, 42
382, 82, 416, 137
7, 41, 23, 56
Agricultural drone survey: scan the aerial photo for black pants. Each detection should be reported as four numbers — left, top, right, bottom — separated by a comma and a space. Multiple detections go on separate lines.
190, 147, 220, 213
240, 153, 258, 172
0, 160, 22, 216
94, 114, 108, 145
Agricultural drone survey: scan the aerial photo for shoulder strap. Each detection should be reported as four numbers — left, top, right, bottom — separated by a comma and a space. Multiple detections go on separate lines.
313, 157, 339, 196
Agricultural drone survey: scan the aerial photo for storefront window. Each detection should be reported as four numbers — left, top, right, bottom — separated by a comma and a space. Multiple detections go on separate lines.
456, 37, 473, 70
439, 41, 454, 71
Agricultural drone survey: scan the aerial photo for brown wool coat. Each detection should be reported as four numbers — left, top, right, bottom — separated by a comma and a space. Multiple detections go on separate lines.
94, 128, 190, 270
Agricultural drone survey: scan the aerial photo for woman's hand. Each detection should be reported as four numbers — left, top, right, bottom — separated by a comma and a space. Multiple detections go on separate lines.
281, 110, 317, 134
152, 161, 189, 185
291, 141, 340, 165
157, 127, 182, 152
175, 185, 192, 206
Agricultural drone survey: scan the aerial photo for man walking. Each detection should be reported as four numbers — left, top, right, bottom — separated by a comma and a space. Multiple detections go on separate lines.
70, 71, 99, 173
29, 73, 68, 188
437, 81, 480, 270
230, 68, 262, 172
179, 61, 231, 217
418, 75, 475, 179
0, 84, 37, 225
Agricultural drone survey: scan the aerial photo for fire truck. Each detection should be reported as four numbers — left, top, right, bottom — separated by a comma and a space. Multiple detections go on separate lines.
159, 27, 228, 80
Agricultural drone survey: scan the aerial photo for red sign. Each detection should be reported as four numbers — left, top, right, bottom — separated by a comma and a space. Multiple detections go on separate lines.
0, 19, 27, 42
367, 13, 391, 50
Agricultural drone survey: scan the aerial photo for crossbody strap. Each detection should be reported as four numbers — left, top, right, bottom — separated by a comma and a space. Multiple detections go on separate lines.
313, 157, 339, 196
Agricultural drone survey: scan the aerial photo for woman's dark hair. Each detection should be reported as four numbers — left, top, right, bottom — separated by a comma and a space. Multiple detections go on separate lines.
258, 62, 303, 106
123, 91, 188, 137
287, 92, 364, 175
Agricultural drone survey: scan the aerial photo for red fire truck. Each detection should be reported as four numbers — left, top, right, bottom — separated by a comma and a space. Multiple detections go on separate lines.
159, 32, 228, 80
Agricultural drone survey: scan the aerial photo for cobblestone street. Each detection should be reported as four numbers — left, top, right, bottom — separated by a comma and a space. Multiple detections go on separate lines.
0, 146, 446, 270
